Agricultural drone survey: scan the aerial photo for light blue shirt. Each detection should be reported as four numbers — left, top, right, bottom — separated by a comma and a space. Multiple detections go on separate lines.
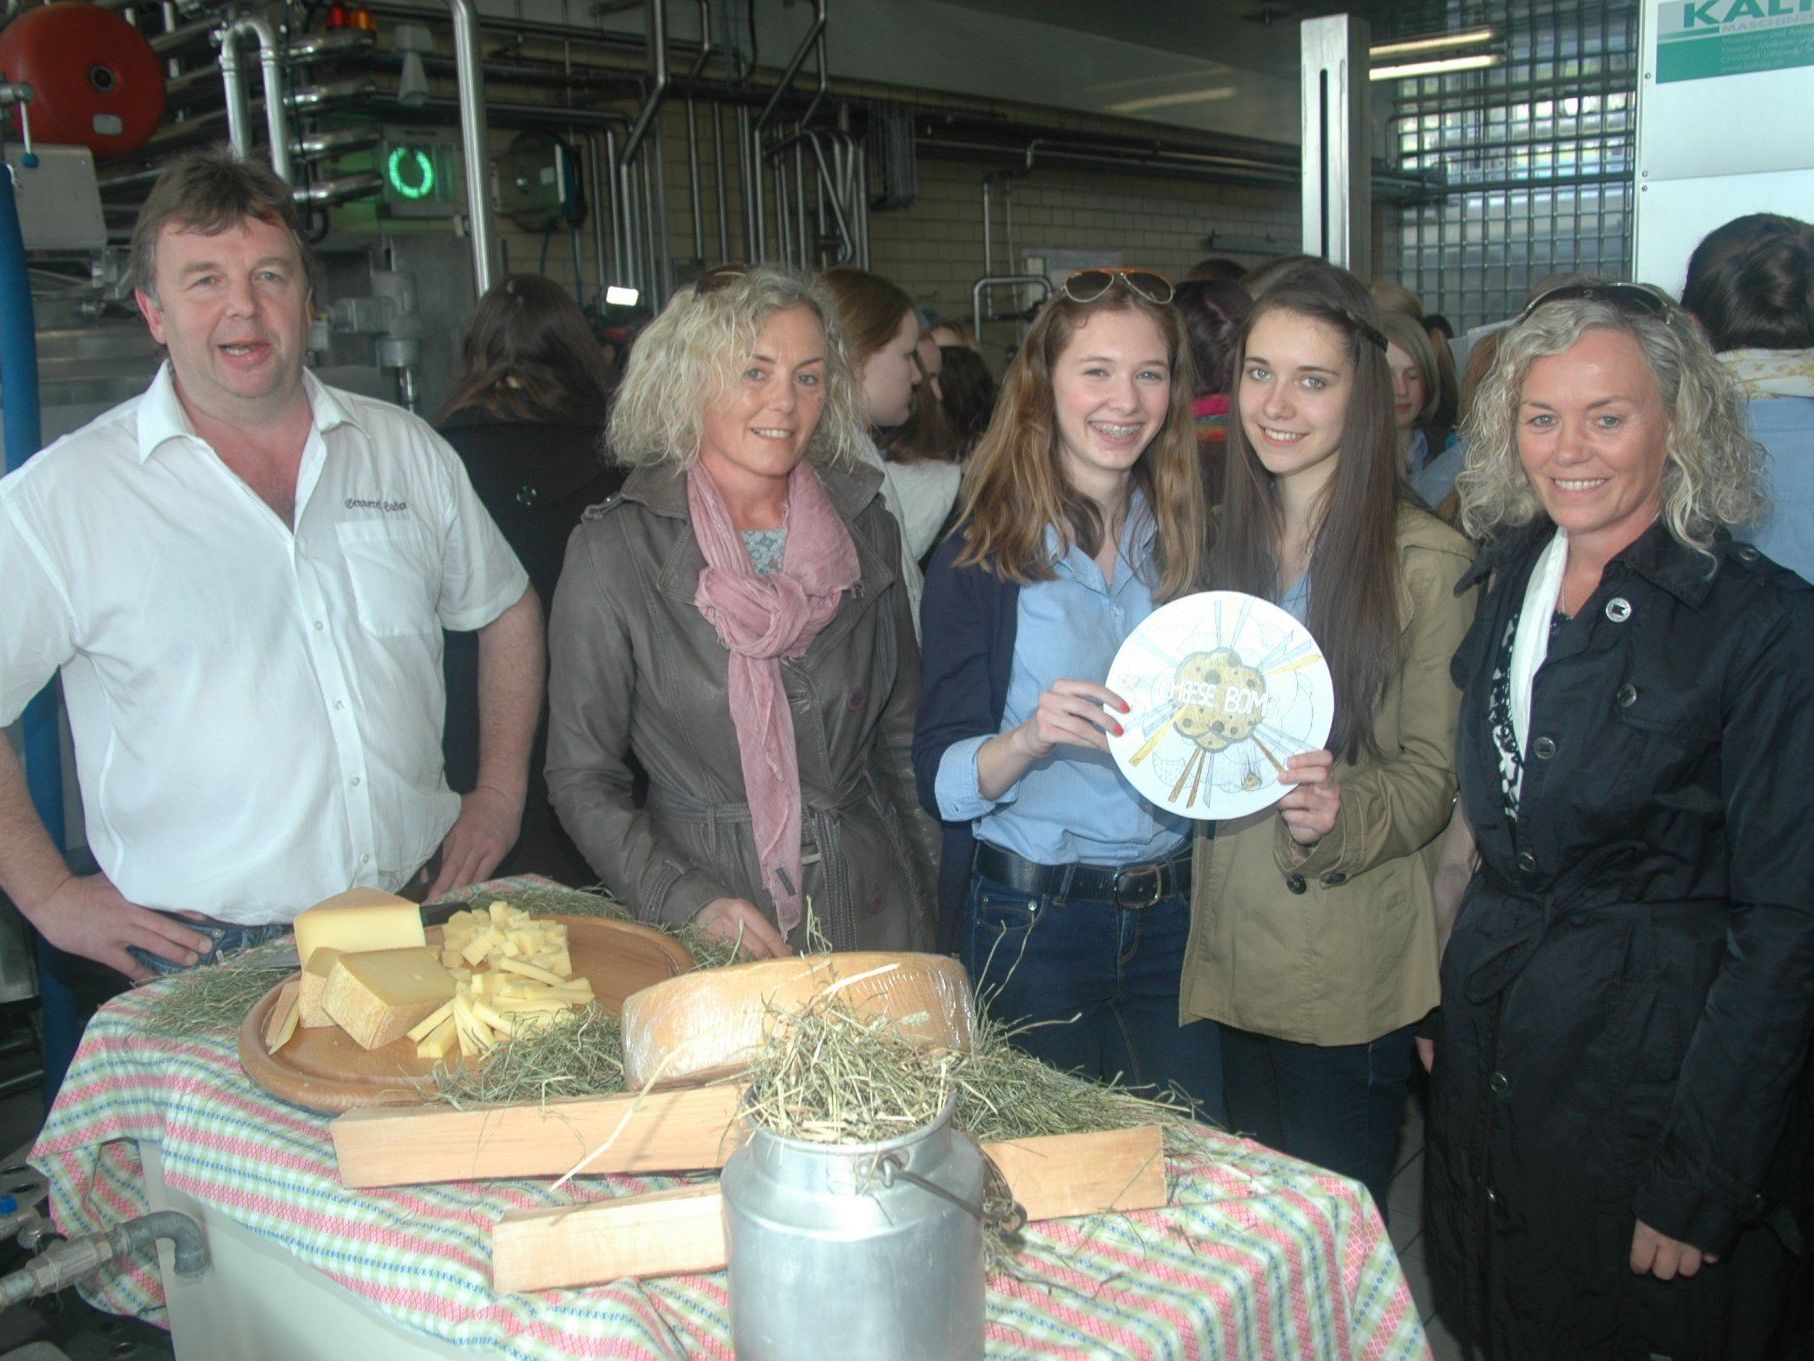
934, 502, 1190, 867
1411, 431, 1465, 509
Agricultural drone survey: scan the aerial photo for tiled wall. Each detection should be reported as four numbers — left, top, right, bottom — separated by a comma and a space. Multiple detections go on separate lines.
490, 101, 1406, 367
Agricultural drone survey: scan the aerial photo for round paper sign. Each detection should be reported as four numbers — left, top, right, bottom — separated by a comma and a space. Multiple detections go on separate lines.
1106, 590, 1334, 820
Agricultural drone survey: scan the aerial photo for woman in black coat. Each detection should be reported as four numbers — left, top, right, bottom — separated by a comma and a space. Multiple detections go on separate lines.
437, 274, 625, 885
1425, 281, 1814, 1360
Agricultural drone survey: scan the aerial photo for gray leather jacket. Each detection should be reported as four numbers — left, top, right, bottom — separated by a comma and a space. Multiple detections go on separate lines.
545, 458, 937, 951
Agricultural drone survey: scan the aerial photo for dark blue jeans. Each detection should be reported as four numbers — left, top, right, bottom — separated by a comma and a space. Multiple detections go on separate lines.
1219, 1020, 1418, 1219
127, 921, 294, 976
960, 869, 1226, 1126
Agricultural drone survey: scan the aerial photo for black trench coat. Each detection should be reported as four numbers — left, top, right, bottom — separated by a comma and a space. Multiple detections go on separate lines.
1426, 520, 1814, 1361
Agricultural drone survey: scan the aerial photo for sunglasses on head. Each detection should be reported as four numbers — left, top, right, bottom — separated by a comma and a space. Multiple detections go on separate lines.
692, 263, 749, 297
1061, 268, 1175, 306
1515, 281, 1674, 328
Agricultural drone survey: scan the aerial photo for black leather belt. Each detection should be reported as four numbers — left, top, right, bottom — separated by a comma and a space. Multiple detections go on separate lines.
974, 842, 1192, 910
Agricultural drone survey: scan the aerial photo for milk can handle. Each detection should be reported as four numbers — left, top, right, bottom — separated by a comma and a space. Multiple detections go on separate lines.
873, 1153, 985, 1222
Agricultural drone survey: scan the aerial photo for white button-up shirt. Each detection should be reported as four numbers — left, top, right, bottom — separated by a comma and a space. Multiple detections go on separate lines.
0, 364, 529, 923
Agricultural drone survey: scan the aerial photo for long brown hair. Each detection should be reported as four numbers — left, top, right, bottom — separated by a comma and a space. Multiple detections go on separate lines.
822, 266, 914, 368
438, 274, 613, 425
1214, 262, 1403, 761
956, 284, 1205, 602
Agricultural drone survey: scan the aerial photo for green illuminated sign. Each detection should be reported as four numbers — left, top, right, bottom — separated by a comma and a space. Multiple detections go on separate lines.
386, 146, 436, 200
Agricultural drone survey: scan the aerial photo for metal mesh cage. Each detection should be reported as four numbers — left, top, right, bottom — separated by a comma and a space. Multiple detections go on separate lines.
1383, 1, 1641, 331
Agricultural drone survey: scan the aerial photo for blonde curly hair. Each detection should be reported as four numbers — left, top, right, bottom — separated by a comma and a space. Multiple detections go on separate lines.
607, 264, 867, 469
1457, 296, 1766, 560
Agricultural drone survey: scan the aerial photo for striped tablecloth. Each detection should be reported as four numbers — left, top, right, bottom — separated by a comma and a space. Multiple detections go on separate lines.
31, 908, 1431, 1359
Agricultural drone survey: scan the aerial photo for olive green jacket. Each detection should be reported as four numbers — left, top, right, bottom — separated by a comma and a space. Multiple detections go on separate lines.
1180, 505, 1477, 1046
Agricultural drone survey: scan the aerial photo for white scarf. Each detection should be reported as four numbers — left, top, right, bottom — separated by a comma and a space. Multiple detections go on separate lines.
1507, 528, 1569, 798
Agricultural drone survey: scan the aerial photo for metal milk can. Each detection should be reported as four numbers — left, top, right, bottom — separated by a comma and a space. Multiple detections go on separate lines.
720, 1096, 986, 1360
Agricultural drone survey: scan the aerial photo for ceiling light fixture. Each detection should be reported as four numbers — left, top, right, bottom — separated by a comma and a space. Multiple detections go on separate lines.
1370, 53, 1503, 81
1369, 27, 1499, 58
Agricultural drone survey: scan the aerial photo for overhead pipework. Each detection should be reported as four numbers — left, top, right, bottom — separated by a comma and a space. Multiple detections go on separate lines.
218, 14, 292, 181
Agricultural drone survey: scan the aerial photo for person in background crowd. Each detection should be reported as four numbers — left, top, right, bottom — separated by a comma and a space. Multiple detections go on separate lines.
437, 273, 623, 886
546, 264, 936, 958
1426, 279, 1814, 1360
1682, 212, 1814, 581
1241, 253, 1322, 299
1417, 327, 1507, 523
1380, 311, 1446, 492
914, 268, 1222, 1121
1424, 313, 1462, 436
824, 266, 955, 601
1370, 279, 1424, 321
1172, 277, 1252, 500
928, 317, 979, 351
1185, 257, 1245, 285
936, 344, 997, 464
1183, 262, 1474, 1215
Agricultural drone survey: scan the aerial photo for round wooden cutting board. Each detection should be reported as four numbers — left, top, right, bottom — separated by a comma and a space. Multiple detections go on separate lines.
237, 915, 694, 1113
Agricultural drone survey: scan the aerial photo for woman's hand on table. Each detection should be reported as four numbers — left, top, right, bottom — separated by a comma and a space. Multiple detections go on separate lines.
1278, 749, 1341, 847
1014, 680, 1129, 759
693, 897, 793, 958
1630, 1220, 1718, 1279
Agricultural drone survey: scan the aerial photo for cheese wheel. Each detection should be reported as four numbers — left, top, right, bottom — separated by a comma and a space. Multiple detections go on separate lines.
293, 888, 424, 967
620, 951, 975, 1089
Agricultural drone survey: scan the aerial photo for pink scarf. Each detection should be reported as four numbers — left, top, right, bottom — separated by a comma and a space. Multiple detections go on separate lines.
688, 460, 859, 934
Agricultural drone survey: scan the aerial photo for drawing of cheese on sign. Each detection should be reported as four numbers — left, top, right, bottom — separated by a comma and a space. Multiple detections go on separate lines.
1106, 591, 1334, 819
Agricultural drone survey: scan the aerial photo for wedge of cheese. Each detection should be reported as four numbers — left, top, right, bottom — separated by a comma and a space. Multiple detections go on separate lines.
619, 952, 976, 1088
322, 946, 456, 1050
293, 888, 424, 968
263, 977, 303, 1054
298, 946, 342, 1028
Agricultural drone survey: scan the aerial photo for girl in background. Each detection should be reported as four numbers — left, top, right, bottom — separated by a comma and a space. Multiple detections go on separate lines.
437, 274, 622, 884
824, 267, 962, 569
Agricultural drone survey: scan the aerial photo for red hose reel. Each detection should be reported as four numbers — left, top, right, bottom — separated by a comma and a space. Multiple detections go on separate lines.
0, 2, 166, 157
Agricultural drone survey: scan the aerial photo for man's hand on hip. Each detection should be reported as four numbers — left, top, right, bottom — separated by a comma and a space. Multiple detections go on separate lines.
37, 873, 215, 980
428, 786, 524, 900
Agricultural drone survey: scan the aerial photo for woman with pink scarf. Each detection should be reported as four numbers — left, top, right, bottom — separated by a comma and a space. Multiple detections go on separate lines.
545, 265, 937, 955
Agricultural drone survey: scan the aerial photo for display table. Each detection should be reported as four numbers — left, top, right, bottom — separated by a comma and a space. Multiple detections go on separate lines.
29, 887, 1432, 1360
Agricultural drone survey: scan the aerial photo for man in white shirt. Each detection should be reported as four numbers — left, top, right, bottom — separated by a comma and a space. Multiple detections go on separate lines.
0, 148, 543, 982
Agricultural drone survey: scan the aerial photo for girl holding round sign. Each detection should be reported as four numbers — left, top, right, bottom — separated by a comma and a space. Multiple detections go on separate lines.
1180, 261, 1476, 1213
912, 268, 1224, 1120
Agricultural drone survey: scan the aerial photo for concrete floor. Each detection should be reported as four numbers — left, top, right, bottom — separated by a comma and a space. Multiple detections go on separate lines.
1387, 1089, 1474, 1360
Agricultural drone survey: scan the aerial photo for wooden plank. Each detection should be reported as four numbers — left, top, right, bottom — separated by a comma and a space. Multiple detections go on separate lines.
491, 1126, 1168, 1292
331, 1083, 746, 1188
985, 1123, 1166, 1220
493, 1184, 725, 1291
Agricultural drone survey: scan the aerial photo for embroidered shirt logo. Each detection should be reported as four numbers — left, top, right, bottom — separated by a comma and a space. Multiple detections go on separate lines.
344, 496, 409, 513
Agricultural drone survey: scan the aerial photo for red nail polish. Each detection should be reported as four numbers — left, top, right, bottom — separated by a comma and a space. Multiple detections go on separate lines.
1112, 722, 1125, 736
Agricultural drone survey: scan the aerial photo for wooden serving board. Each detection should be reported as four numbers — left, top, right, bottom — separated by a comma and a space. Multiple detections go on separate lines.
238, 915, 694, 1114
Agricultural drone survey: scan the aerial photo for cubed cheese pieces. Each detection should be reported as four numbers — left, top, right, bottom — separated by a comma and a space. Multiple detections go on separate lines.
323, 946, 456, 1051
294, 888, 424, 968
298, 946, 342, 1028
439, 901, 569, 976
